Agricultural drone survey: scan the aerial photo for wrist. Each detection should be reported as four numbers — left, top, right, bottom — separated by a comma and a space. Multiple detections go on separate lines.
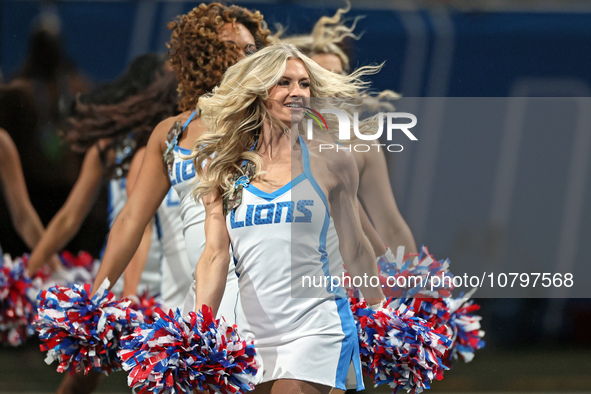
125, 294, 140, 305
368, 298, 386, 311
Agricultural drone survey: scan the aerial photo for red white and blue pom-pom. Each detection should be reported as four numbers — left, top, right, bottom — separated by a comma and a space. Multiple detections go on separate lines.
389, 294, 486, 365
125, 291, 163, 325
35, 279, 143, 374
351, 299, 451, 393
443, 296, 485, 365
119, 305, 258, 394
377, 246, 455, 299
59, 250, 95, 270
389, 297, 452, 332
0, 254, 36, 347
56, 250, 100, 287
389, 294, 486, 367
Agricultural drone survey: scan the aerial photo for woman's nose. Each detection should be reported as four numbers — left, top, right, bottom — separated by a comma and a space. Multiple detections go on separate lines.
290, 83, 302, 96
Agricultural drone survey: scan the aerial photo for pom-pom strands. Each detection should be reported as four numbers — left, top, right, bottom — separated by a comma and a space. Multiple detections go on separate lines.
0, 255, 36, 346
377, 246, 454, 299
59, 250, 95, 270
444, 298, 486, 365
389, 296, 485, 366
56, 250, 100, 287
351, 299, 451, 393
35, 280, 143, 374
120, 306, 258, 394
392, 297, 452, 332
126, 292, 163, 325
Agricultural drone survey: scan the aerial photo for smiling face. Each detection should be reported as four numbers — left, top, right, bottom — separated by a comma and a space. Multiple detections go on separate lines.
218, 22, 257, 60
266, 58, 311, 127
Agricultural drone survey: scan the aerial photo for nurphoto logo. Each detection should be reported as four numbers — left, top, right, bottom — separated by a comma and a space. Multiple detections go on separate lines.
303, 108, 418, 153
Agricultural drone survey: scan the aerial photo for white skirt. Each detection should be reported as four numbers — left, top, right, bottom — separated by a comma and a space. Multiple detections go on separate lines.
236, 294, 364, 391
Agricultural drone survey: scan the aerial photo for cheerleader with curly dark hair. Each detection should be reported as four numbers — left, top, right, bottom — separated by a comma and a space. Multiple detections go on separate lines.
91, 2, 271, 323
169, 2, 269, 112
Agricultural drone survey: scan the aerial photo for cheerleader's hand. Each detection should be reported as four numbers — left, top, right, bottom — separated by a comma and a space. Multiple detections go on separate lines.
367, 298, 387, 311
123, 294, 140, 305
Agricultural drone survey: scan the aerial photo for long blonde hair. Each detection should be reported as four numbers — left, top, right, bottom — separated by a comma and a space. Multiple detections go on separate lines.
280, 1, 399, 108
188, 43, 382, 203
281, 1, 360, 73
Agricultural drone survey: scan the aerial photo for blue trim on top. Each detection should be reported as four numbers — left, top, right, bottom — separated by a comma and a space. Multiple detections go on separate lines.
240, 138, 259, 168
299, 136, 364, 390
154, 211, 163, 240
182, 110, 197, 131
318, 210, 332, 290
245, 172, 306, 202
233, 255, 240, 278
299, 136, 330, 214
171, 110, 197, 154
107, 183, 114, 227
173, 144, 192, 155
300, 136, 332, 290
230, 245, 240, 324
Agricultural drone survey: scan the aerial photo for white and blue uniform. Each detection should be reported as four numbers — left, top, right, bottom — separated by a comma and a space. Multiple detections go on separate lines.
155, 187, 192, 311
228, 136, 363, 390
167, 113, 239, 323
102, 149, 162, 297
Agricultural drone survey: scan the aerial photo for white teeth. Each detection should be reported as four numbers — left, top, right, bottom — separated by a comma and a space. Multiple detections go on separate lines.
285, 103, 302, 108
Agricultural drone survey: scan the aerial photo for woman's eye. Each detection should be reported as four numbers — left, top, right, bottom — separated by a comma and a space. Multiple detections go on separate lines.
300, 82, 310, 88
278, 80, 290, 86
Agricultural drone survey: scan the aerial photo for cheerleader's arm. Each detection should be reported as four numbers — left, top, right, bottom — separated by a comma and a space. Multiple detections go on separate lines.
355, 141, 417, 254
121, 147, 154, 297
27, 143, 104, 276
0, 128, 45, 250
194, 188, 230, 317
358, 200, 387, 257
329, 150, 385, 304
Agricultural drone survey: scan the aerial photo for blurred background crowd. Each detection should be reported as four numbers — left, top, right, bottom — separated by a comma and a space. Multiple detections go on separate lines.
1, 0, 591, 392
